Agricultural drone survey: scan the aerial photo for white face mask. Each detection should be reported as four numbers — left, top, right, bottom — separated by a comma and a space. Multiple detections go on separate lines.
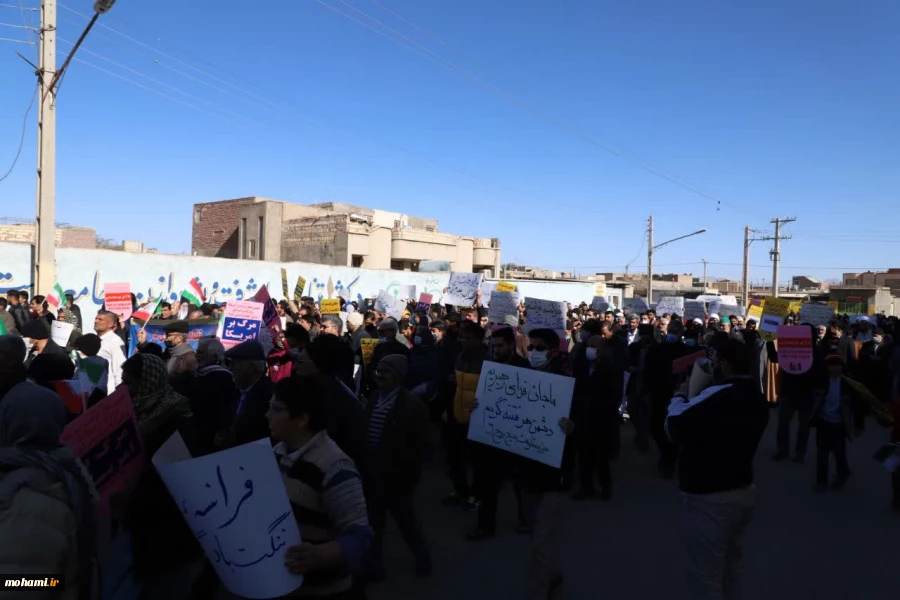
529, 350, 550, 368
585, 347, 598, 362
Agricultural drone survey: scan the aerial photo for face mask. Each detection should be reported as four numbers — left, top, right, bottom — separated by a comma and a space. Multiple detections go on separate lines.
414, 336, 423, 346
585, 347, 598, 361
684, 338, 697, 347
666, 334, 680, 344
529, 350, 550, 369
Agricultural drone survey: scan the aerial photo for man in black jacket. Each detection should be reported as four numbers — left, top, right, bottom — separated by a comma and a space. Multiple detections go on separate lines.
367, 317, 410, 394
20, 319, 69, 369
224, 340, 274, 447
665, 336, 768, 600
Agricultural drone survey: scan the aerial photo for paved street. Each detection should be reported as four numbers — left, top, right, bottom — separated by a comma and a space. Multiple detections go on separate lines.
370, 414, 899, 600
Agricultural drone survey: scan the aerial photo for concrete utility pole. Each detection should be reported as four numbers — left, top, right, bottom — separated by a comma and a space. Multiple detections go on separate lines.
647, 215, 653, 303
755, 217, 795, 298
33, 0, 115, 295
701, 259, 708, 289
34, 0, 57, 296
742, 226, 751, 306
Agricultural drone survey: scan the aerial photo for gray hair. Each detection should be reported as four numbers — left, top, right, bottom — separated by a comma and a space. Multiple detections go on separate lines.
96, 310, 119, 326
0, 335, 26, 364
320, 314, 343, 335
197, 336, 225, 362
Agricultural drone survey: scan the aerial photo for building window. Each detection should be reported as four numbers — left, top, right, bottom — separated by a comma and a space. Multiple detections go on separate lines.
393, 220, 401, 228
258, 216, 265, 261
247, 239, 257, 259
193, 209, 201, 224
391, 261, 405, 271
240, 218, 247, 259
352, 255, 363, 268
425, 226, 435, 233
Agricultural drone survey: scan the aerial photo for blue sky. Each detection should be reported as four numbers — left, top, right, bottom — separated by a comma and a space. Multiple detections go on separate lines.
0, 0, 897, 284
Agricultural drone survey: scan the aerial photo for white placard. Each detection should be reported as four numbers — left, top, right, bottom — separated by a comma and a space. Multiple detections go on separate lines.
153, 434, 303, 599
655, 296, 685, 317
684, 300, 706, 322
524, 297, 567, 338
467, 361, 575, 467
480, 281, 497, 308
443, 272, 483, 307
623, 297, 649, 314
376, 290, 407, 321
398, 285, 416, 301
709, 301, 745, 319
488, 291, 520, 324
51, 320, 75, 347
798, 303, 836, 327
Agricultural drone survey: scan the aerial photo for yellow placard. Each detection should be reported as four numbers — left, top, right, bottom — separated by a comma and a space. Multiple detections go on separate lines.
361, 338, 378, 367
827, 301, 839, 309
497, 281, 516, 292
281, 268, 289, 298
867, 304, 876, 316
747, 304, 764, 321
788, 300, 802, 314
594, 282, 607, 296
293, 276, 307, 304
763, 297, 791, 318
320, 298, 340, 314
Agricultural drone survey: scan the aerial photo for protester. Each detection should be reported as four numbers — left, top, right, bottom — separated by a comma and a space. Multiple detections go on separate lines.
0, 382, 99, 598
665, 336, 769, 600
6, 291, 29, 332
368, 318, 410, 393
269, 375, 373, 596
407, 325, 439, 400
769, 324, 821, 463
225, 339, 273, 447
20, 318, 68, 368
0, 335, 27, 400
74, 333, 109, 407
346, 311, 371, 354
95, 309, 127, 394
186, 336, 237, 456
0, 298, 16, 335
318, 314, 356, 390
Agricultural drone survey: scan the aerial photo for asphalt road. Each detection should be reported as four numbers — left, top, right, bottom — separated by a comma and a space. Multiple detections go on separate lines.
368, 413, 900, 600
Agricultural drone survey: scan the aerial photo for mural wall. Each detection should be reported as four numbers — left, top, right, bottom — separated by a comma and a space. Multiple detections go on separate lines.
1, 242, 597, 326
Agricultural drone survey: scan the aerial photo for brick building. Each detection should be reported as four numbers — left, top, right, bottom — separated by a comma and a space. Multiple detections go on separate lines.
843, 269, 900, 294
191, 197, 502, 275
0, 219, 96, 249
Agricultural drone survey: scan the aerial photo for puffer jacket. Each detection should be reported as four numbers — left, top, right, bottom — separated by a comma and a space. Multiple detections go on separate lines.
0, 466, 79, 600
452, 346, 487, 425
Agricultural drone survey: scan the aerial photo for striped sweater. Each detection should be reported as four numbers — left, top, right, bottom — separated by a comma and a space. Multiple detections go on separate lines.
274, 431, 373, 597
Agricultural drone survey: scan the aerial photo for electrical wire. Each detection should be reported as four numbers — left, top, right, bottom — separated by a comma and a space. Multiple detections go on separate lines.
0, 34, 31, 43
0, 84, 38, 184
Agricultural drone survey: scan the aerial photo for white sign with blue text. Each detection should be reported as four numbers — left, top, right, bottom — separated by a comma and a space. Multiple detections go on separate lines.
153, 434, 303, 599
443, 272, 483, 307
468, 362, 575, 468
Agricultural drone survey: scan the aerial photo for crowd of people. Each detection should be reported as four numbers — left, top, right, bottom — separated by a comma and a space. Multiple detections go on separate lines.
0, 285, 898, 600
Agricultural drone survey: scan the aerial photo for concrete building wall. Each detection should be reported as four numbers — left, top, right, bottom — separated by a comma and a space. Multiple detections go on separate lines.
0, 223, 97, 249
366, 227, 392, 270
192, 197, 259, 257
281, 214, 350, 266
455, 237, 475, 273
237, 200, 283, 261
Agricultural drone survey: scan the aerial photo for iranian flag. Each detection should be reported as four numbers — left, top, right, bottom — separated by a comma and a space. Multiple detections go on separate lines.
52, 380, 87, 414
77, 357, 108, 398
0, 319, 6, 335
133, 298, 162, 322
181, 278, 205, 306
46, 282, 67, 313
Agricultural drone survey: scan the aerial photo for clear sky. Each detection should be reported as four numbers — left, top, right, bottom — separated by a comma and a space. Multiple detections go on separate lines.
0, 0, 897, 285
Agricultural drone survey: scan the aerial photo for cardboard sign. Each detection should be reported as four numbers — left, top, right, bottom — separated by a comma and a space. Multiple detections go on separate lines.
104, 282, 133, 321
416, 293, 433, 313
293, 276, 306, 304
443, 272, 483, 307
280, 268, 289, 298
798, 303, 836, 327
760, 297, 791, 340
217, 301, 265, 349
775, 325, 813, 374
128, 319, 219, 356
672, 350, 707, 375
592, 296, 610, 313
524, 297, 566, 339
375, 290, 406, 321
61, 387, 144, 514
623, 297, 649, 314
467, 362, 575, 468
51, 320, 75, 347
497, 281, 516, 292
320, 298, 341, 315
489, 291, 520, 325
684, 300, 706, 322
253, 285, 282, 340
398, 285, 416, 301
710, 301, 745, 319
594, 282, 607, 296
747, 302, 764, 323
656, 296, 685, 317
360, 338, 378, 367
153, 435, 304, 598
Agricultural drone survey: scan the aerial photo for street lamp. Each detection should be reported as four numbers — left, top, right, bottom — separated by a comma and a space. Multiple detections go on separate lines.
646, 215, 706, 304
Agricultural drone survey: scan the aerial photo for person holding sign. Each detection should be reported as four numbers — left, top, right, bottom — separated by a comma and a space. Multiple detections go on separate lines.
268, 375, 373, 596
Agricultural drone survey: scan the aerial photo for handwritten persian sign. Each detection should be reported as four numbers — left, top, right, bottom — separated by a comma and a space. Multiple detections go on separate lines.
592, 296, 610, 313
488, 291, 520, 324
61, 387, 143, 514
684, 300, 706, 322
443, 272, 483, 307
479, 282, 497, 308
655, 296, 684, 317
253, 285, 282, 340
217, 301, 265, 350
104, 282, 133, 321
293, 276, 307, 304
416, 293, 433, 313
320, 299, 340, 315
497, 281, 516, 292
468, 362, 575, 468
280, 269, 289, 298
798, 303, 836, 327
375, 290, 406, 321
760, 297, 791, 340
360, 338, 378, 368
775, 325, 813, 374
524, 297, 566, 338
623, 297, 649, 314
51, 320, 75, 347
153, 434, 303, 599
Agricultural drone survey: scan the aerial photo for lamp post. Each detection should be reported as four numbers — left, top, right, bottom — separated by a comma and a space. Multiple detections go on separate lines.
646, 215, 707, 304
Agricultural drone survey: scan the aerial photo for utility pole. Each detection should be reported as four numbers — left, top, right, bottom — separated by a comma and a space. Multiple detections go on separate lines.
755, 217, 795, 298
701, 259, 708, 290
742, 226, 750, 306
34, 0, 57, 296
646, 215, 653, 303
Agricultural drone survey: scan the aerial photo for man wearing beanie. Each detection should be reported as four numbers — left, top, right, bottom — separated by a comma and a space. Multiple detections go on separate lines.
20, 319, 67, 369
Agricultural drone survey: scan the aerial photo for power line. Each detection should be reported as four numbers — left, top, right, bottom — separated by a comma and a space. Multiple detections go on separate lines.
0, 34, 31, 43
0, 83, 37, 184
315, 0, 756, 217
